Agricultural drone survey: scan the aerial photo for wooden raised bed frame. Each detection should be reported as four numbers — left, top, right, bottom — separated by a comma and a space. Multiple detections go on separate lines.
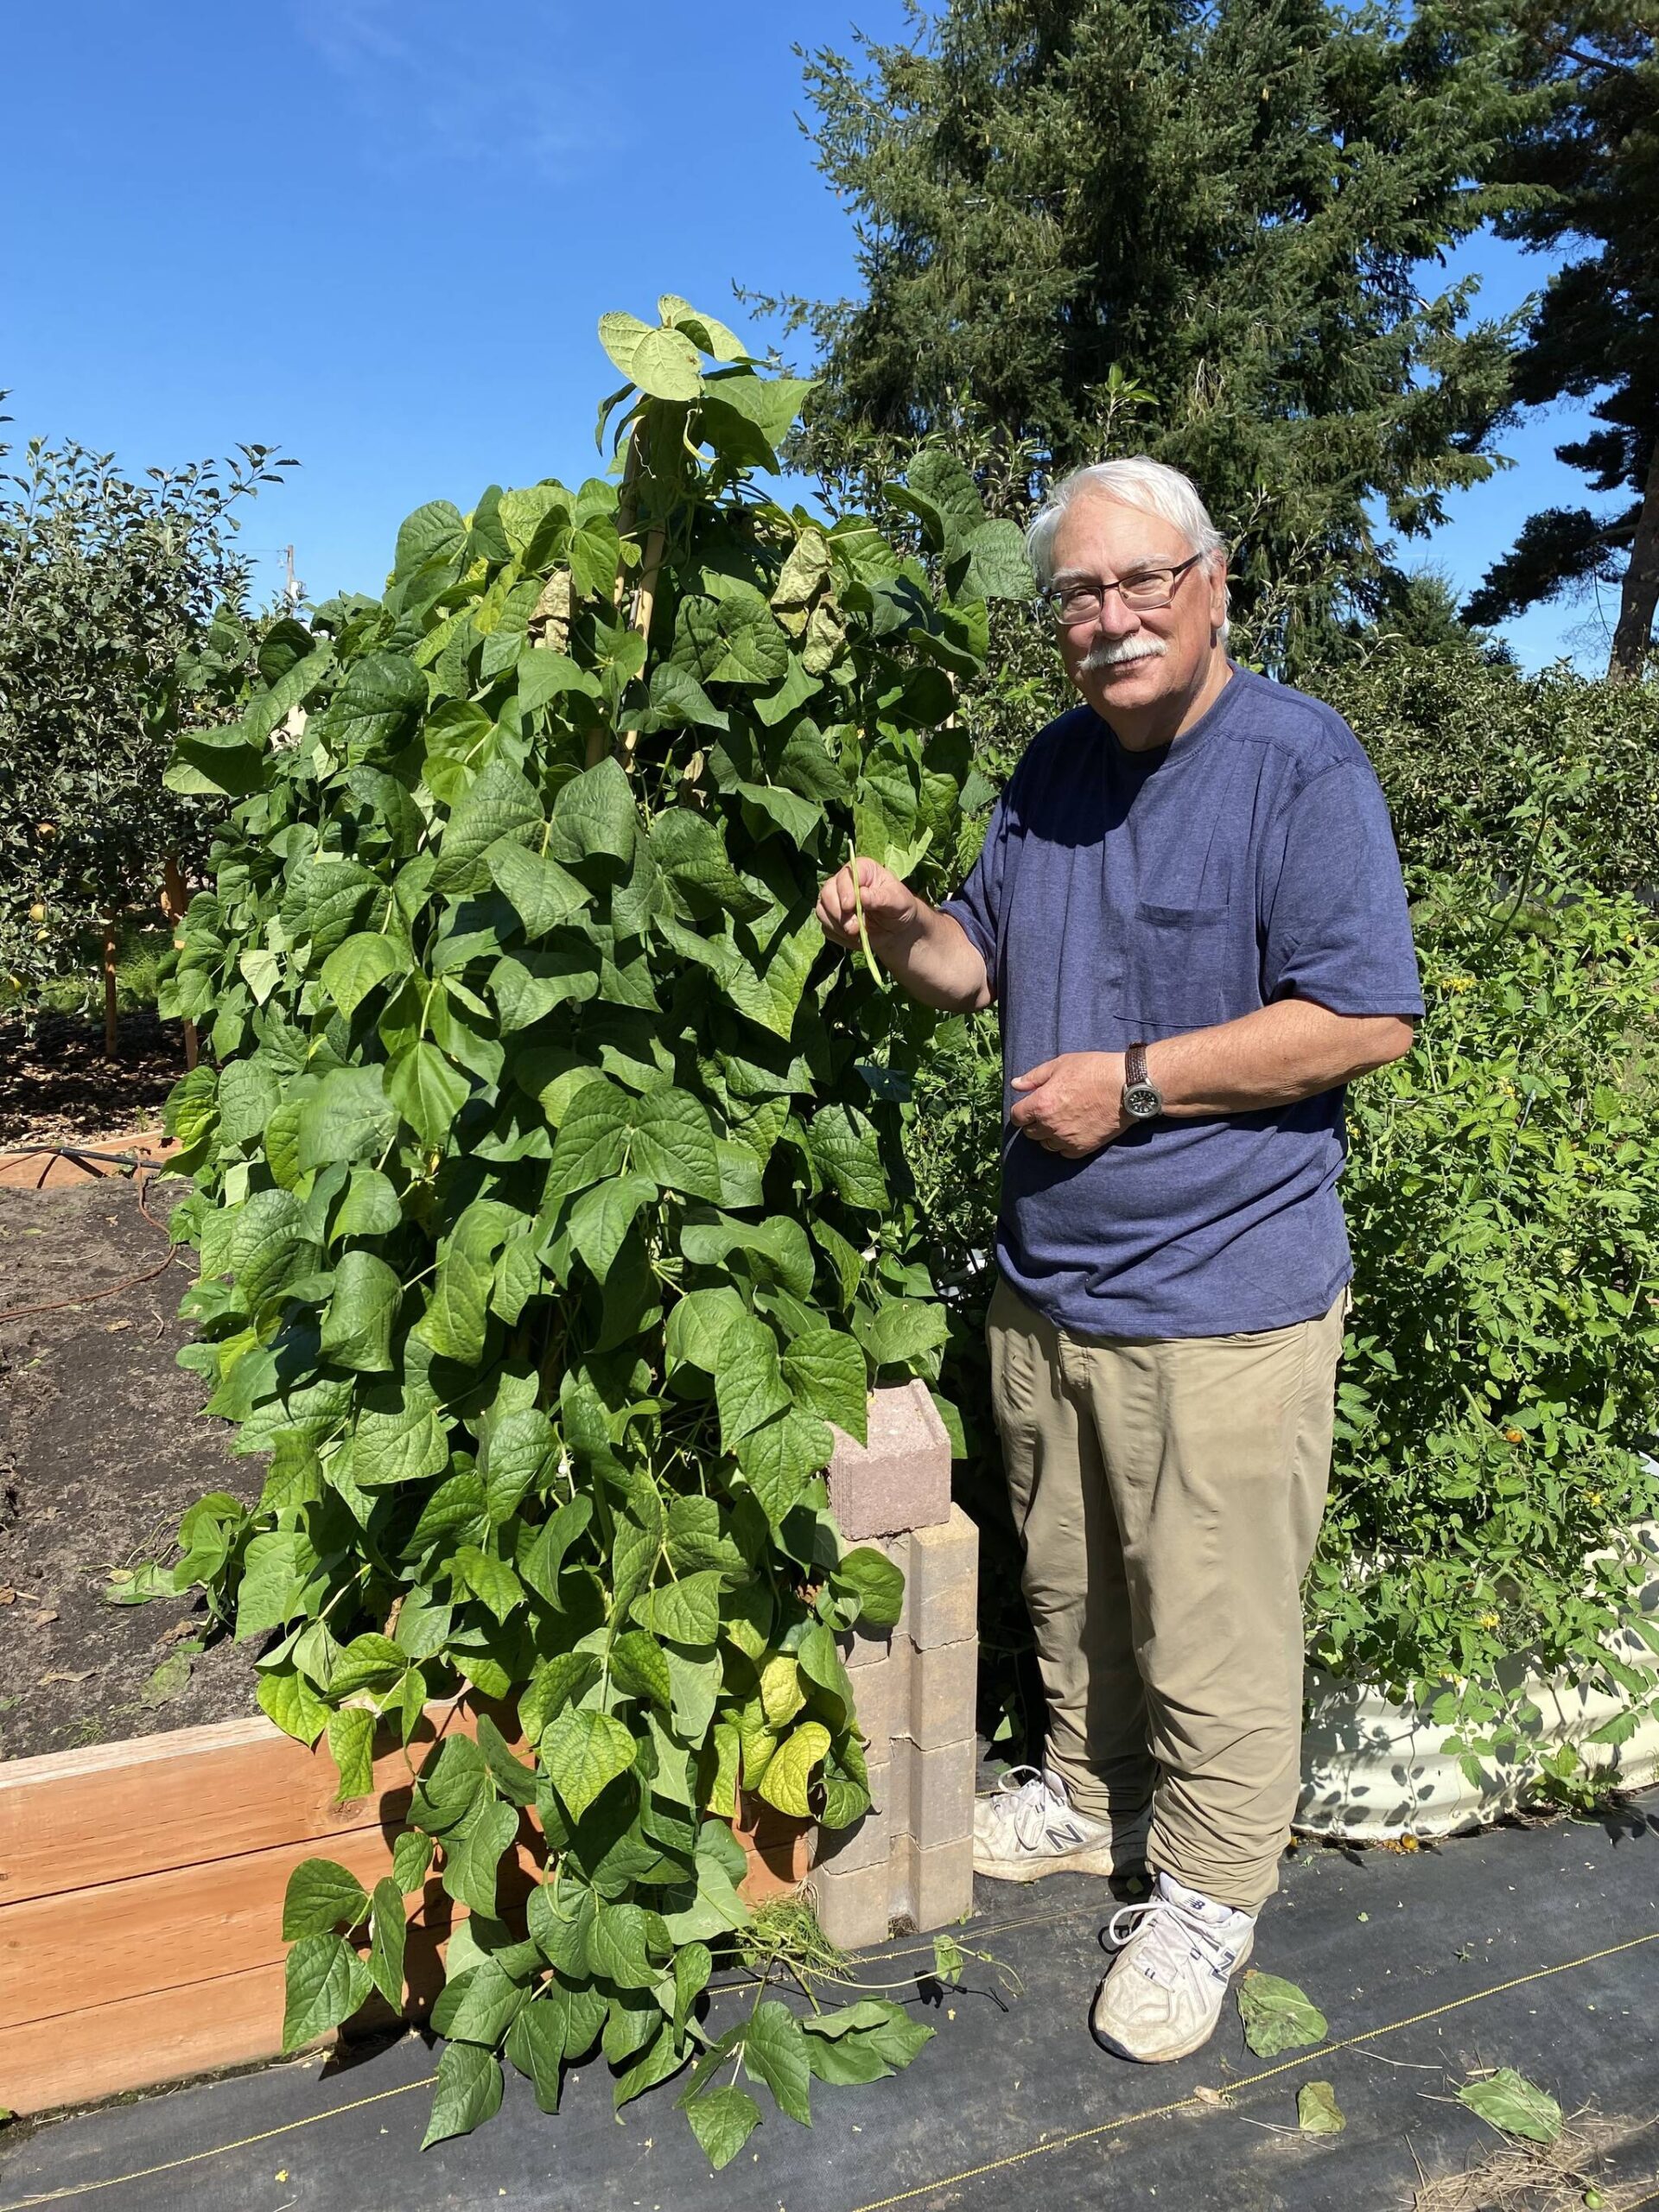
0, 1698, 809, 2118
0, 1383, 963, 2119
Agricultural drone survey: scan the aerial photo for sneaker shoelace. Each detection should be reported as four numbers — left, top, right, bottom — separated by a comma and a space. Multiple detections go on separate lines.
1106, 1891, 1241, 1991
982, 1764, 1077, 1851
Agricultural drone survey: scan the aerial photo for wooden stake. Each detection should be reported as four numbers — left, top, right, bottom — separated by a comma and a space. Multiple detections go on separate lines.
102, 921, 118, 1059
161, 858, 199, 1070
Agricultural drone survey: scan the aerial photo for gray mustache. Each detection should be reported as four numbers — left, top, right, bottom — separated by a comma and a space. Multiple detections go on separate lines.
1080, 639, 1169, 671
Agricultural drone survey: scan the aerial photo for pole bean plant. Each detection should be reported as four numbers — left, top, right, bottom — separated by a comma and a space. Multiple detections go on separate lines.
153, 301, 1028, 2164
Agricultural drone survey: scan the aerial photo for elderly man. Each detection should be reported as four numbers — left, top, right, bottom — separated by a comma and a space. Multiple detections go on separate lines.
817, 456, 1421, 2064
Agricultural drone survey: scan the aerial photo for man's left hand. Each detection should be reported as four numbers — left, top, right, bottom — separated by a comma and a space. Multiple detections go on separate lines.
1009, 1052, 1128, 1158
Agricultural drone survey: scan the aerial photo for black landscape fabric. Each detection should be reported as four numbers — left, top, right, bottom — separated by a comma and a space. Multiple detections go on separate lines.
4, 1795, 1657, 2212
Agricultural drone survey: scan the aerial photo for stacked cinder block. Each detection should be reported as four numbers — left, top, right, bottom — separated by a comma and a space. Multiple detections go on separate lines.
810, 1380, 979, 1951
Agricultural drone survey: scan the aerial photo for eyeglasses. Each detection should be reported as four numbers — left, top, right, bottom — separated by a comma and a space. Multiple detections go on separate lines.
1044, 553, 1204, 626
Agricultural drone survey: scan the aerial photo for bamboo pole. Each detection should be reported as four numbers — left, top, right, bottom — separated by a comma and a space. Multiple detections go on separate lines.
588, 431, 641, 770
618, 520, 667, 771
609, 430, 644, 615
590, 420, 665, 771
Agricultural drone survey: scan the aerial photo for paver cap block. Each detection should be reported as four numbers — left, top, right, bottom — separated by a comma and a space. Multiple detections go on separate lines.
827, 1379, 952, 1540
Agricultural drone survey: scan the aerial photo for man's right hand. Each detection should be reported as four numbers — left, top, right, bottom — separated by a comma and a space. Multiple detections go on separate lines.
816, 855, 918, 950
815, 855, 994, 1014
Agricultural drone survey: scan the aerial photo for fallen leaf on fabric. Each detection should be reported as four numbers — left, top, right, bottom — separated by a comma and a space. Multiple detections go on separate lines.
1236, 1970, 1328, 2057
1297, 2081, 1345, 2135
1456, 2068, 1563, 2144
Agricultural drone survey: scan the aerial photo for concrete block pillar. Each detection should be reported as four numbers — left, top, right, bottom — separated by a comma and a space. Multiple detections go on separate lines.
809, 1385, 978, 1951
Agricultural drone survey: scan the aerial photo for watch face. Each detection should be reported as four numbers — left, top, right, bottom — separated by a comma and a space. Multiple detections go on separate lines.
1123, 1083, 1162, 1120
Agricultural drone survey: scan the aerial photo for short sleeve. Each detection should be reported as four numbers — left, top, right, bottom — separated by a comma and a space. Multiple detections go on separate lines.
1261, 764, 1424, 1016
940, 788, 1012, 977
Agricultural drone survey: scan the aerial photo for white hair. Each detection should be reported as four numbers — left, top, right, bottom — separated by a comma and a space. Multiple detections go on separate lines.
1027, 457, 1229, 606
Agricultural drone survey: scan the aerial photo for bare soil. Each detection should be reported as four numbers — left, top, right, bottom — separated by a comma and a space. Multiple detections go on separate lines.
0, 1008, 188, 1148
0, 1175, 260, 1764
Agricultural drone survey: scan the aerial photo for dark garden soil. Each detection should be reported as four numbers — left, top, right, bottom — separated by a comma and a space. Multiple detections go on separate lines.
0, 1175, 260, 1764
0, 1008, 188, 1147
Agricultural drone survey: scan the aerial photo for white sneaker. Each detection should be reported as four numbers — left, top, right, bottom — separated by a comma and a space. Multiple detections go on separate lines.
1090, 1872, 1255, 2062
972, 1764, 1152, 1883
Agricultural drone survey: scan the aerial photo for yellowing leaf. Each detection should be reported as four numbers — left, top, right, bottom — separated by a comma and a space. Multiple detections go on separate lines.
759, 1652, 806, 1732
1297, 2080, 1345, 2135
756, 1720, 830, 1817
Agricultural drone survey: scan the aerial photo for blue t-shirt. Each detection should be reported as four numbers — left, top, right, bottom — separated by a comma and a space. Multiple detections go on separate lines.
941, 666, 1424, 1338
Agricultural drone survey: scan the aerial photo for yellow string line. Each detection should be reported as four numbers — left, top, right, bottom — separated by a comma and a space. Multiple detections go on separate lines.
0, 2074, 437, 2211
701, 1894, 1106, 2007
864, 1892, 1105, 1964
3, 1924, 1653, 2211
838, 1926, 1659, 2212
708, 1891, 1104, 1999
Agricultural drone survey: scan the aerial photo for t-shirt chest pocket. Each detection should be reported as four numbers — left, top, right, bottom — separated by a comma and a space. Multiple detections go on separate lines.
1125, 891, 1247, 1027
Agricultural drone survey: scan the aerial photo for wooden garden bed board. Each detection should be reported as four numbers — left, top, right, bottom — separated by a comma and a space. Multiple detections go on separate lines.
0, 1696, 806, 2116
1, 1825, 397, 2032
0, 1704, 448, 1906
0, 1960, 291, 2123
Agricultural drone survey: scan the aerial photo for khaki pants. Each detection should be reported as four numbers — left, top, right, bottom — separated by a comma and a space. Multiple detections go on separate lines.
987, 1276, 1345, 1913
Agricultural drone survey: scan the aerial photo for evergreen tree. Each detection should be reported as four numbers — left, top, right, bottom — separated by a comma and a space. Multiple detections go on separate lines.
776, 0, 1541, 667
1465, 9, 1659, 681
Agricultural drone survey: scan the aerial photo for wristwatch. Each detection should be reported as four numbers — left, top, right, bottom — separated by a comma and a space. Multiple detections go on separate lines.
1122, 1041, 1164, 1123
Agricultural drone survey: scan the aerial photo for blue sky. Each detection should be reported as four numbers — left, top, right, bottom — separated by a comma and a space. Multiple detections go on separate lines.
2, 0, 1618, 671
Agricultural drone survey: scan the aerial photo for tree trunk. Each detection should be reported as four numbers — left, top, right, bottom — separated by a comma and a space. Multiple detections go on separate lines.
1608, 439, 1659, 684
102, 922, 119, 1058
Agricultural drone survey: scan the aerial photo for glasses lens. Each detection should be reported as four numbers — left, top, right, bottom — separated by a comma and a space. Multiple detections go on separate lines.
1119, 569, 1174, 607
1054, 588, 1102, 626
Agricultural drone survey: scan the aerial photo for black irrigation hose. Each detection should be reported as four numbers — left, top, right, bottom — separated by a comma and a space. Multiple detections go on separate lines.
3, 1141, 173, 1167
0, 1147, 182, 1325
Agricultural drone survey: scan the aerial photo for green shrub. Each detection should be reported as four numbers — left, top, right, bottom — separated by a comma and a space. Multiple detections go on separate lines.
1317, 855, 1659, 1764
0, 423, 290, 1020
0, 919, 170, 1020
153, 303, 1026, 2160
1319, 639, 1659, 894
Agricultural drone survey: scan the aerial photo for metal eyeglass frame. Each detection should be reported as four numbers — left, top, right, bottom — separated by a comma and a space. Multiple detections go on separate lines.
1044, 551, 1205, 626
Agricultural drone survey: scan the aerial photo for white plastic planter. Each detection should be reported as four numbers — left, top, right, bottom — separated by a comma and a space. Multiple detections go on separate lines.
1296, 1520, 1659, 1842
